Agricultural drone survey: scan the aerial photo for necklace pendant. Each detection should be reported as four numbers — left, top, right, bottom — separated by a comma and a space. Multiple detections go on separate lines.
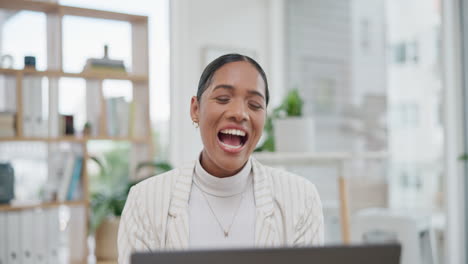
224, 231, 229, 237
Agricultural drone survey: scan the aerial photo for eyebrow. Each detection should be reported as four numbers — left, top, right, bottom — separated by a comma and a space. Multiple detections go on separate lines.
213, 84, 265, 101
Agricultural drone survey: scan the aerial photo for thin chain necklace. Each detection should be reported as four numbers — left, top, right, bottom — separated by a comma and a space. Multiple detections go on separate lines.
195, 180, 250, 238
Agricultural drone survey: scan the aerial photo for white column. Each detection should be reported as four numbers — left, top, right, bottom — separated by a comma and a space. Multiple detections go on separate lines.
46, 12, 62, 137
169, 0, 201, 167
268, 0, 286, 108
442, 0, 466, 263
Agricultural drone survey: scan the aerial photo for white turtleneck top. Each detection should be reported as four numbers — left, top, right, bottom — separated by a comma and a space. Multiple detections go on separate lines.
188, 157, 256, 249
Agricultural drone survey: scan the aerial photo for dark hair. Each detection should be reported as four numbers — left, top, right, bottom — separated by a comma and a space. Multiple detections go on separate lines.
197, 53, 269, 105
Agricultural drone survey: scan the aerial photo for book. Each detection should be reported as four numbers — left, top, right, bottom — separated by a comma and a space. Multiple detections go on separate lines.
22, 76, 33, 137
0, 212, 7, 264
0, 128, 14, 137
20, 210, 34, 264
57, 152, 76, 201
46, 208, 60, 264
31, 76, 46, 137
6, 211, 22, 264
0, 112, 17, 138
64, 115, 74, 135
68, 207, 87, 262
67, 156, 83, 201
33, 211, 47, 264
0, 111, 15, 122
57, 114, 75, 136
22, 75, 43, 137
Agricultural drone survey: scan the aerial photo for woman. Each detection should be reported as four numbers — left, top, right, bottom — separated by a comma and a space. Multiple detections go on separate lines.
118, 54, 324, 264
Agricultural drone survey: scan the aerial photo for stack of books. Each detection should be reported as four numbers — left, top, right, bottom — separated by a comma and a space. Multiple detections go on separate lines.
0, 112, 15, 137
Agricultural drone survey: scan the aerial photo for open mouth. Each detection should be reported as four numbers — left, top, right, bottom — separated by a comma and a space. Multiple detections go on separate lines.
217, 128, 248, 152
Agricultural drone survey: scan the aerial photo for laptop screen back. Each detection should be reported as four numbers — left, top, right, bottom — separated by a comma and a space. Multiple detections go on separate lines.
131, 244, 401, 264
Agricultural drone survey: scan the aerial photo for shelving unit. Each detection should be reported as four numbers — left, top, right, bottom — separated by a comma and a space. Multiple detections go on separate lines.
0, 1, 152, 263
0, 200, 88, 212
0, 68, 149, 81
0, 137, 148, 143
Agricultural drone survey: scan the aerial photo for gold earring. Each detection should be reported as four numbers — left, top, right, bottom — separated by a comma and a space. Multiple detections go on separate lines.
192, 119, 199, 128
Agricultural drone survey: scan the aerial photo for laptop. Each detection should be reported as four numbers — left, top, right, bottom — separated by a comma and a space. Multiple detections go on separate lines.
131, 244, 401, 264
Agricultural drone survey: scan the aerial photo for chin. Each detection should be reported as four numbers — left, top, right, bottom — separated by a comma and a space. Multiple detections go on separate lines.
216, 151, 250, 172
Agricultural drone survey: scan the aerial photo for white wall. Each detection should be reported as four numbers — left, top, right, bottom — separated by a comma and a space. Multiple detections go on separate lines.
169, 0, 284, 166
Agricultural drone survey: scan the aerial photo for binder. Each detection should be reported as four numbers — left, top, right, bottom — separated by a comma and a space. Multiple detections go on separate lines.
58, 152, 76, 201
6, 211, 22, 264
22, 76, 32, 137
46, 208, 60, 264
30, 76, 44, 137
23, 75, 44, 137
0, 212, 7, 264
20, 210, 34, 264
67, 157, 83, 201
33, 210, 47, 264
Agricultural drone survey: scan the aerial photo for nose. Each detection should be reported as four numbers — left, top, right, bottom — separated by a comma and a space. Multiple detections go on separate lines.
226, 99, 249, 123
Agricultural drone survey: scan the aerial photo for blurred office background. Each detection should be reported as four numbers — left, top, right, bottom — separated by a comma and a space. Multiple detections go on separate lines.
0, 0, 466, 264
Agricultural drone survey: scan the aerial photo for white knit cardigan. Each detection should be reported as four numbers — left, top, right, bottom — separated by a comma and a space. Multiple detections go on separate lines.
118, 158, 324, 264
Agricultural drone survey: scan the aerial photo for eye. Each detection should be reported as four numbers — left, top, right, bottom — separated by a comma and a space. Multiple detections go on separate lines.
215, 96, 230, 103
249, 102, 263, 110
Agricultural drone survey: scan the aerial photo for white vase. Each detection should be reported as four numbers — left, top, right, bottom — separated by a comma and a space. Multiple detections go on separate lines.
95, 217, 120, 261
273, 117, 315, 152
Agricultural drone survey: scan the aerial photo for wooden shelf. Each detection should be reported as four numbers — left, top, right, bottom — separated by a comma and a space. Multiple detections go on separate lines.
0, 68, 148, 82
0, 200, 88, 212
0, 3, 152, 259
0, 136, 147, 143
0, 0, 147, 22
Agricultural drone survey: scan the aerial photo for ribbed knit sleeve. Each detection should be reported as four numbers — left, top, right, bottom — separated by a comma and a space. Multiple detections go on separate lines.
118, 186, 153, 264
293, 182, 324, 246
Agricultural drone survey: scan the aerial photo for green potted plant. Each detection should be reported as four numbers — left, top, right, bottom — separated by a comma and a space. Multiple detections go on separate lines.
89, 146, 172, 261
256, 89, 314, 152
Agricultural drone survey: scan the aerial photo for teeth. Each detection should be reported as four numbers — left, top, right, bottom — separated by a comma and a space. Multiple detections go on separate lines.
220, 129, 246, 137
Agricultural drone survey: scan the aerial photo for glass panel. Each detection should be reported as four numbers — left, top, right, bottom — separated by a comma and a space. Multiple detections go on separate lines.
62, 16, 131, 74
0, 10, 47, 70
284, 1, 445, 260
386, 0, 443, 211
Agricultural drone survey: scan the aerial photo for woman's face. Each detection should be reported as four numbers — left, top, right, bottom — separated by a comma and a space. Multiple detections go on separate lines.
191, 61, 267, 177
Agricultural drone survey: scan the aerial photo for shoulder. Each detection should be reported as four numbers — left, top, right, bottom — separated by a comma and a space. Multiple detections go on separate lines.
254, 161, 322, 221
130, 168, 180, 198
262, 164, 321, 202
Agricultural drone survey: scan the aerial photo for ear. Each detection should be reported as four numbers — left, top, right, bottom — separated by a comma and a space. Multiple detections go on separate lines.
190, 96, 200, 121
